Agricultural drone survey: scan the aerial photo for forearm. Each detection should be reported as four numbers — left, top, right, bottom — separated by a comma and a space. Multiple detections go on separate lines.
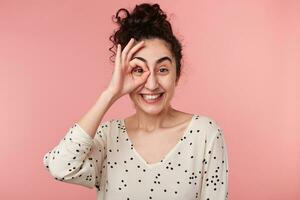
77, 89, 117, 138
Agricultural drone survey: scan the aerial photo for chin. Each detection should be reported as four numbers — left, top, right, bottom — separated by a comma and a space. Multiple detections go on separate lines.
135, 100, 167, 115
140, 107, 166, 115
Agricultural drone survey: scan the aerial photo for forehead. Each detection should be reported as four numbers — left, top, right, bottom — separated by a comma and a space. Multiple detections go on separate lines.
132, 38, 173, 63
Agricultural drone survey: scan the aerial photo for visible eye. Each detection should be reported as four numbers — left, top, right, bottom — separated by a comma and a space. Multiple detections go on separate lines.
132, 67, 144, 76
133, 67, 143, 73
159, 67, 169, 73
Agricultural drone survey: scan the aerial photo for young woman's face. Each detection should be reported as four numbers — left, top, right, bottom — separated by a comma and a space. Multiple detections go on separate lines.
129, 38, 178, 115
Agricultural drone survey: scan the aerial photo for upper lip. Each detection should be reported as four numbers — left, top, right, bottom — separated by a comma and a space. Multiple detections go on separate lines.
140, 92, 164, 95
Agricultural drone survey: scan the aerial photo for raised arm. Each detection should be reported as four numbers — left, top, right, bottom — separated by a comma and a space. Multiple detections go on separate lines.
42, 37, 151, 190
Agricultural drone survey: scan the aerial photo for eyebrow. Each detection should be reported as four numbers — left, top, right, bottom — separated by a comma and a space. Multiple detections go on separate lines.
132, 56, 172, 65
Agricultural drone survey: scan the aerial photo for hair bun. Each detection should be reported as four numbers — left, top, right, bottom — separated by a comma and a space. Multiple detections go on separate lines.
131, 3, 167, 25
116, 3, 167, 28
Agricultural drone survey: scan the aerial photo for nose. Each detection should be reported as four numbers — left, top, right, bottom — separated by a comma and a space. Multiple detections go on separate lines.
144, 71, 159, 90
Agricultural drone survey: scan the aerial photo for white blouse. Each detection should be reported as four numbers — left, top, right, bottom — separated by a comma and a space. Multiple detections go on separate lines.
43, 114, 229, 200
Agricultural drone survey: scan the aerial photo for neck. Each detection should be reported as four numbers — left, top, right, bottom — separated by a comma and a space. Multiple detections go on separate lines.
133, 106, 178, 132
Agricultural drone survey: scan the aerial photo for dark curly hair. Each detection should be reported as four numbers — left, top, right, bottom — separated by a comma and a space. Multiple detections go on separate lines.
109, 3, 183, 83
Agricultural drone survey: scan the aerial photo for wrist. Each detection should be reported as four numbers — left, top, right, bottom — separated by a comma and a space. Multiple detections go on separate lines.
101, 89, 118, 103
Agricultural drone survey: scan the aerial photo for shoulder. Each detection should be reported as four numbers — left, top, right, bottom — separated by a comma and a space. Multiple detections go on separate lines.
192, 114, 224, 141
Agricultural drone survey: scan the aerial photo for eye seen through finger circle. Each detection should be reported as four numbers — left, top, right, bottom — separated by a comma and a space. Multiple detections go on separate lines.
132, 66, 144, 76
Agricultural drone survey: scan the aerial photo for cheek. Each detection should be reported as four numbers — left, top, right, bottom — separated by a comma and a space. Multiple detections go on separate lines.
159, 77, 175, 90
130, 92, 139, 100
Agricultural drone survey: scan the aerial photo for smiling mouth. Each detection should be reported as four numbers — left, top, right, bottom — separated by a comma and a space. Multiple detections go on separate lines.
140, 93, 164, 104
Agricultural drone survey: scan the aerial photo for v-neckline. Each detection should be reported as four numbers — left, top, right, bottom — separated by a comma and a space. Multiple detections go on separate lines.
121, 114, 196, 168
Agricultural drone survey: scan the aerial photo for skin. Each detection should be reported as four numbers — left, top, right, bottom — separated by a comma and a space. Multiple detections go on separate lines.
123, 38, 194, 164
123, 38, 193, 133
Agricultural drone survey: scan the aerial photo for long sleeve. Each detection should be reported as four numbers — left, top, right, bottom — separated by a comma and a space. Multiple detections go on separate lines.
200, 126, 229, 200
43, 122, 107, 190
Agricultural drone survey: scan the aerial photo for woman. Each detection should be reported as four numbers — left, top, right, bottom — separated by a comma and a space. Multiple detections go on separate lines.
43, 3, 229, 200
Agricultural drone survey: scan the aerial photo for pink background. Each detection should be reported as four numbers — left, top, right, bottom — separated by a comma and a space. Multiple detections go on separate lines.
1, 0, 299, 199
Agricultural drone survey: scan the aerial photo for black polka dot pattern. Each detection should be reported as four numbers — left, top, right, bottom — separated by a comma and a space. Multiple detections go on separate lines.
43, 114, 229, 199
43, 121, 107, 189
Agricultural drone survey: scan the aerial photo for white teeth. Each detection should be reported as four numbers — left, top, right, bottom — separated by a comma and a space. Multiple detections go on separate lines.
142, 93, 162, 100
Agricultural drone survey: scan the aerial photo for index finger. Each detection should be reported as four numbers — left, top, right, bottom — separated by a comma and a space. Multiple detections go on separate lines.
121, 38, 136, 64
126, 40, 145, 65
